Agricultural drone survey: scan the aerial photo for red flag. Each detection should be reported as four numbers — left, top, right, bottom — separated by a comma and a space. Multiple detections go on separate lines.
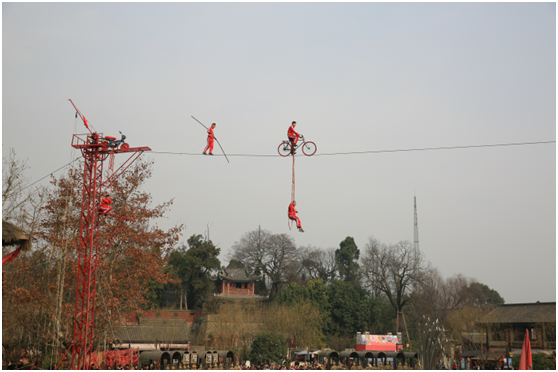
2, 246, 22, 265
519, 329, 532, 370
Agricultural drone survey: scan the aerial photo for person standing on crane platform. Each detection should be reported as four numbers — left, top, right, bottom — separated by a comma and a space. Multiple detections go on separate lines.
288, 201, 304, 232
288, 121, 301, 154
98, 194, 112, 215
203, 123, 217, 155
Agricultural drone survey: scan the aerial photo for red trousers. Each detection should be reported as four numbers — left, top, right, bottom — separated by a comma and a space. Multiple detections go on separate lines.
204, 138, 214, 154
289, 214, 302, 228
99, 205, 112, 214
288, 135, 299, 147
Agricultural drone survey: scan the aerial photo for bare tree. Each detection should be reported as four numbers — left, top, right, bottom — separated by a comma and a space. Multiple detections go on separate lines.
3, 148, 31, 220
299, 247, 337, 284
229, 228, 301, 300
361, 237, 427, 332
2, 148, 46, 230
200, 300, 265, 363
412, 268, 472, 324
265, 300, 324, 349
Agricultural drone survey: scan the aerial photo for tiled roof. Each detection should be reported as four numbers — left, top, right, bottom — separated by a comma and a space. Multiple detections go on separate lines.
210, 267, 262, 282
2, 220, 31, 251
479, 302, 556, 324
139, 318, 189, 326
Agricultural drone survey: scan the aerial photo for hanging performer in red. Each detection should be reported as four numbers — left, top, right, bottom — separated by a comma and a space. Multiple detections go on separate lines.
98, 194, 112, 215
287, 121, 301, 154
203, 123, 217, 155
288, 200, 304, 232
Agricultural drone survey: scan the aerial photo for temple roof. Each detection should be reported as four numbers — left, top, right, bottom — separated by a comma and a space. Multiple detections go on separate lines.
479, 302, 556, 324
210, 267, 261, 282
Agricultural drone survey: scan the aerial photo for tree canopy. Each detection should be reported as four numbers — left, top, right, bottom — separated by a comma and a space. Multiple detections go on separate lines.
2, 157, 183, 366
167, 234, 221, 309
335, 237, 360, 285
276, 278, 392, 337
249, 331, 287, 366
230, 228, 300, 300
361, 237, 427, 323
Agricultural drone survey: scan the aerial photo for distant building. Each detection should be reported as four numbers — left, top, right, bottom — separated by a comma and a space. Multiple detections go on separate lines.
115, 311, 200, 351
209, 267, 267, 299
478, 302, 556, 355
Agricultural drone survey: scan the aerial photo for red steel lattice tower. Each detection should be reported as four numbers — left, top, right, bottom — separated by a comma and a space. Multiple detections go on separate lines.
68, 100, 150, 369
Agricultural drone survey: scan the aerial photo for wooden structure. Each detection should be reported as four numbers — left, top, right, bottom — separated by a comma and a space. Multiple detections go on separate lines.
210, 267, 262, 297
2, 220, 31, 265
478, 302, 556, 354
2, 219, 31, 250
2, 220, 31, 250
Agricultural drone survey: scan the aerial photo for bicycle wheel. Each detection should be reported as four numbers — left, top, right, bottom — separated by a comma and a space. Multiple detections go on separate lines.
120, 143, 130, 151
278, 142, 292, 157
302, 141, 317, 156
101, 142, 110, 150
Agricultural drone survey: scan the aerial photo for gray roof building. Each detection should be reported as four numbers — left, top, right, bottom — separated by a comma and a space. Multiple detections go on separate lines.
113, 317, 191, 349
479, 302, 555, 325
209, 267, 264, 298
478, 302, 556, 353
210, 267, 262, 282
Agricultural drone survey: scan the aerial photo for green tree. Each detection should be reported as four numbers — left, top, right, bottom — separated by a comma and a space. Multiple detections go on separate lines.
328, 280, 381, 335
276, 278, 333, 334
168, 234, 221, 309
277, 278, 389, 337
249, 331, 287, 366
466, 281, 505, 309
144, 246, 175, 309
335, 237, 360, 285
512, 352, 555, 370
266, 299, 325, 348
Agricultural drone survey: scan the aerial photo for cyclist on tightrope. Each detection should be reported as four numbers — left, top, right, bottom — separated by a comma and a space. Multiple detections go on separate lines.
287, 121, 301, 154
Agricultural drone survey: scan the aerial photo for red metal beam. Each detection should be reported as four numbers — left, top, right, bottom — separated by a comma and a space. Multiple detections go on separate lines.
68, 101, 149, 369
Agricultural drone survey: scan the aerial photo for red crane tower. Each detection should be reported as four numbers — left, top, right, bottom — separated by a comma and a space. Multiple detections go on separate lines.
68, 100, 151, 369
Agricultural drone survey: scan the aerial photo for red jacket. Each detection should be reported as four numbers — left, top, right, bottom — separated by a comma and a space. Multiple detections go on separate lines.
288, 203, 297, 216
207, 127, 215, 140
101, 197, 112, 207
287, 125, 299, 139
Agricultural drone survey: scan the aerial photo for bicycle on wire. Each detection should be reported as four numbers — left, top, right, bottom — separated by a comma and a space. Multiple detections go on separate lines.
278, 135, 317, 157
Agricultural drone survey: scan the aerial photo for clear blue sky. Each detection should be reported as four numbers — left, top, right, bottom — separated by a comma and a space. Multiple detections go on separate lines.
3, 2, 555, 303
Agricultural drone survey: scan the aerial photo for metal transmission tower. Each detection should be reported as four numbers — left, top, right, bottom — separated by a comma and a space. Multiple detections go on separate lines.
68, 100, 151, 369
414, 195, 420, 252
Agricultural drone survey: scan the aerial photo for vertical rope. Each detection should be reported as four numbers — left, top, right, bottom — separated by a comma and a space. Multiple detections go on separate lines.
288, 151, 295, 230
291, 152, 295, 202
